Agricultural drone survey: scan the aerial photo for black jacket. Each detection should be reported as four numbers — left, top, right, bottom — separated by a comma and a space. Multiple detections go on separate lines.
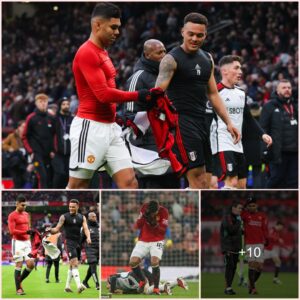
220, 212, 242, 253
260, 95, 298, 163
81, 220, 99, 250
22, 109, 56, 158
55, 112, 73, 156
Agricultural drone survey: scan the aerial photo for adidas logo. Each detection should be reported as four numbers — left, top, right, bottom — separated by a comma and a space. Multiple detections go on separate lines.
195, 64, 201, 75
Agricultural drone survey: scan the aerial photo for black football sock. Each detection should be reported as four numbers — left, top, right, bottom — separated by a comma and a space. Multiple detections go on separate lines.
152, 265, 160, 289
248, 269, 256, 289
131, 265, 145, 282
254, 270, 261, 282
54, 260, 59, 281
20, 267, 32, 282
14, 268, 22, 290
274, 266, 280, 278
46, 261, 53, 280
90, 263, 99, 286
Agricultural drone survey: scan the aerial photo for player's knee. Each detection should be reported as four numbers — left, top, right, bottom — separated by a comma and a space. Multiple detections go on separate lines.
129, 258, 140, 268
27, 259, 35, 269
120, 176, 138, 189
150, 257, 160, 266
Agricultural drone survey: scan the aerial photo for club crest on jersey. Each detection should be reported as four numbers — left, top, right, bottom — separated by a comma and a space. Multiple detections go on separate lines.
195, 64, 201, 76
73, 219, 76, 224
87, 155, 95, 164
188, 151, 197, 161
227, 163, 233, 172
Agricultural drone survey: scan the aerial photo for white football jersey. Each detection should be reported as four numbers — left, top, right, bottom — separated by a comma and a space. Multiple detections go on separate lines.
210, 83, 246, 154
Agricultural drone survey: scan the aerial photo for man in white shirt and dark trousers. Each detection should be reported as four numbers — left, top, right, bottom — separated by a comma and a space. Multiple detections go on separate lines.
210, 55, 272, 189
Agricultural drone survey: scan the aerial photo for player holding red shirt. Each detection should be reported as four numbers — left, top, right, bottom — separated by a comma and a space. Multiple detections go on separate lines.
129, 200, 169, 295
241, 197, 268, 295
8, 194, 34, 295
68, 2, 161, 189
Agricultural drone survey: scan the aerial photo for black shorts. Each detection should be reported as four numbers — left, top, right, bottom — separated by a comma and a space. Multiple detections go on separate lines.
86, 247, 99, 264
65, 240, 81, 260
212, 151, 247, 179
174, 114, 211, 171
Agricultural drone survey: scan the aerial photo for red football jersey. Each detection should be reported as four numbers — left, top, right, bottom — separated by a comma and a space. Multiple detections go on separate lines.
265, 227, 284, 251
135, 203, 169, 242
241, 210, 268, 244
8, 210, 30, 241
73, 40, 138, 123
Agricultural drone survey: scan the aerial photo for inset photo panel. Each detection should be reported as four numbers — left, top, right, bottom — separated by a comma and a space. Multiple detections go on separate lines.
2, 190, 99, 298
101, 190, 199, 298
201, 190, 298, 298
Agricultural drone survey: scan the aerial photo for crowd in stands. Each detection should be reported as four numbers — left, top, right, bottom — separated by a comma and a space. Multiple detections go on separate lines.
101, 191, 199, 266
2, 2, 298, 188
201, 191, 298, 271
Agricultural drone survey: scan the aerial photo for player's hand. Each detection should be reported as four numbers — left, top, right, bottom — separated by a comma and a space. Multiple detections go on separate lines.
137, 87, 164, 109
26, 229, 35, 235
262, 134, 272, 148
227, 123, 241, 144
87, 237, 92, 244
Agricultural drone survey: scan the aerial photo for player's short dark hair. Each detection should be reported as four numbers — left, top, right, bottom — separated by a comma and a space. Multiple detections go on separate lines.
16, 194, 26, 203
148, 200, 159, 213
246, 196, 256, 205
69, 199, 79, 205
91, 2, 121, 19
219, 55, 242, 67
184, 12, 208, 26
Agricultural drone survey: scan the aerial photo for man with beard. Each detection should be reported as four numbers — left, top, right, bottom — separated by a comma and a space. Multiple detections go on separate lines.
81, 212, 100, 290
260, 79, 298, 188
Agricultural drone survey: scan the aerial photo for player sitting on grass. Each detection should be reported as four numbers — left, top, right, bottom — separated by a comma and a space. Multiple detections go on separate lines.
106, 268, 188, 295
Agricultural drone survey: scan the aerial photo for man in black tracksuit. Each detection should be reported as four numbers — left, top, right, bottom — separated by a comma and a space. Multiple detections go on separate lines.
22, 93, 56, 188
81, 212, 99, 290
220, 201, 243, 295
260, 79, 298, 188
53, 97, 74, 188
123, 39, 180, 188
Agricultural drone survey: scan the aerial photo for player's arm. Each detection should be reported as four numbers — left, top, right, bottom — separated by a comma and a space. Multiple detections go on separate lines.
134, 211, 146, 229
156, 209, 169, 235
78, 50, 141, 104
207, 59, 240, 144
82, 216, 91, 244
155, 54, 176, 91
243, 102, 272, 147
50, 215, 65, 234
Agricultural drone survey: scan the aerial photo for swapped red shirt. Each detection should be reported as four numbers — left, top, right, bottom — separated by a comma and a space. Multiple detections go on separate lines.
8, 211, 30, 241
135, 203, 169, 242
73, 40, 138, 123
241, 210, 268, 244
265, 227, 284, 251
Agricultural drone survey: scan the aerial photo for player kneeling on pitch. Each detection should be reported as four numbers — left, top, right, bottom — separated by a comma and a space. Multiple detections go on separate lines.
106, 269, 188, 295
129, 200, 168, 295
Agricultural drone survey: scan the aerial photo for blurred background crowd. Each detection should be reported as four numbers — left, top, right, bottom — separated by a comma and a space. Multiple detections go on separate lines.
2, 2, 298, 188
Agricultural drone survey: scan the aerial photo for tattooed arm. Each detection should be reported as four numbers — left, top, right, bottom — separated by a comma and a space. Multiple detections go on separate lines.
50, 215, 65, 234
155, 54, 177, 90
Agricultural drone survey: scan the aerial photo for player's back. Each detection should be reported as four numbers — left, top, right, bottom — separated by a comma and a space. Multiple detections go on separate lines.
8, 211, 30, 241
73, 40, 116, 123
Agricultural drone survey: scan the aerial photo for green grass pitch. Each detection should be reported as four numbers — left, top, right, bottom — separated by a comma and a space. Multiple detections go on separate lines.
201, 272, 298, 298
101, 281, 199, 298
2, 264, 99, 298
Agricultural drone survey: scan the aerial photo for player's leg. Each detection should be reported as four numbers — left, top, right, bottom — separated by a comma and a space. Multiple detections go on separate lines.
223, 176, 238, 189
272, 256, 282, 284
45, 257, 53, 282
150, 241, 164, 295
224, 253, 238, 294
90, 262, 100, 289
20, 241, 34, 283
69, 257, 85, 293
53, 258, 60, 282
82, 265, 92, 288
237, 178, 247, 189
14, 261, 24, 295
112, 168, 138, 189
237, 153, 247, 189
65, 266, 73, 292
186, 166, 207, 189
67, 176, 91, 189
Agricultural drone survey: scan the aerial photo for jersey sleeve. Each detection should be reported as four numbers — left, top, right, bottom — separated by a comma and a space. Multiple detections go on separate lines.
78, 49, 138, 104
243, 101, 265, 137
134, 204, 147, 229
155, 208, 169, 236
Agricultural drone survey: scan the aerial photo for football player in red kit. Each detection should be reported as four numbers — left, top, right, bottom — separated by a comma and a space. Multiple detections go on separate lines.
129, 200, 169, 295
68, 2, 161, 189
264, 221, 285, 284
241, 197, 268, 295
8, 194, 35, 295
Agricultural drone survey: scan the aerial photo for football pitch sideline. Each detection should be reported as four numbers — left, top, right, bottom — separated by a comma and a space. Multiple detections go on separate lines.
101, 281, 199, 298
2, 264, 99, 298
202, 272, 298, 298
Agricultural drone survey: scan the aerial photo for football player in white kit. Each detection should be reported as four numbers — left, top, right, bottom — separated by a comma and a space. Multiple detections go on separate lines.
210, 55, 272, 189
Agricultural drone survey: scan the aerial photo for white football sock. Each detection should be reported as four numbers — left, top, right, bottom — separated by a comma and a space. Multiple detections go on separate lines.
71, 268, 81, 289
65, 269, 72, 289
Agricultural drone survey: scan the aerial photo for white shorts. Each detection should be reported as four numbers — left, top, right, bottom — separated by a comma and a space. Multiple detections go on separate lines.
245, 243, 264, 263
264, 246, 280, 260
130, 240, 165, 260
69, 117, 133, 178
11, 239, 32, 262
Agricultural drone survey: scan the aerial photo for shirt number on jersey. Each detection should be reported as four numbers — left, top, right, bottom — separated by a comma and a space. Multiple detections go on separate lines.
156, 242, 163, 250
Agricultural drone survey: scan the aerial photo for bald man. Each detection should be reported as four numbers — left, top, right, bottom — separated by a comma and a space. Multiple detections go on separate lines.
81, 212, 99, 290
123, 39, 181, 188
